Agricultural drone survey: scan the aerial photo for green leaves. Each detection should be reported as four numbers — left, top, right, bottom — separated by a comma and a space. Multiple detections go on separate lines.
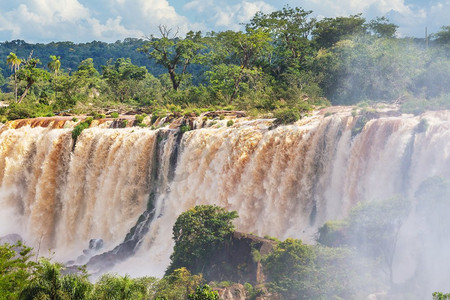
167, 205, 238, 275
0, 241, 35, 299
188, 284, 219, 300
139, 28, 205, 90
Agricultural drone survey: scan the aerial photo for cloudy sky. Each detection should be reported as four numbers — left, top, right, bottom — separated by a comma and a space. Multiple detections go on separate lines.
0, 0, 448, 43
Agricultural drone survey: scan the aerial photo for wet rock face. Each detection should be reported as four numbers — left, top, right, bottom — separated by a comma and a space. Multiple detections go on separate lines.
216, 284, 247, 300
67, 238, 105, 266
89, 239, 104, 251
202, 232, 277, 285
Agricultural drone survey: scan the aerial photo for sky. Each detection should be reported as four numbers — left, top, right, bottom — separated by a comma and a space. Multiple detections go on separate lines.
0, 0, 448, 43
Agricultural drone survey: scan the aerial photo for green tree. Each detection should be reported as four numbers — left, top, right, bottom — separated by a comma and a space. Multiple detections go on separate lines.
91, 274, 154, 300
247, 6, 316, 75
60, 271, 93, 300
263, 238, 315, 300
433, 26, 450, 45
433, 292, 450, 300
0, 241, 35, 299
6, 52, 22, 101
167, 205, 238, 275
155, 268, 203, 300
48, 55, 61, 76
16, 57, 50, 104
139, 26, 205, 91
20, 258, 66, 300
48, 55, 61, 99
318, 197, 410, 286
209, 29, 271, 101
367, 16, 398, 38
188, 284, 219, 300
312, 14, 367, 49
102, 58, 148, 102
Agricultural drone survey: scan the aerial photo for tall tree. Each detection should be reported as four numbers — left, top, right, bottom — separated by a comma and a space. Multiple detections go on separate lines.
312, 14, 367, 49
209, 29, 271, 101
102, 58, 148, 102
139, 26, 205, 91
433, 26, 450, 45
47, 55, 61, 76
247, 6, 316, 74
48, 55, 61, 98
367, 16, 398, 38
6, 52, 22, 101
16, 57, 50, 104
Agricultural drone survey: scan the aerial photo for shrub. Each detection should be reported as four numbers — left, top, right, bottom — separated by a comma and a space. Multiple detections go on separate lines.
180, 125, 191, 133
227, 120, 234, 127
273, 108, 300, 125
71, 117, 94, 140
110, 112, 119, 118
188, 284, 219, 300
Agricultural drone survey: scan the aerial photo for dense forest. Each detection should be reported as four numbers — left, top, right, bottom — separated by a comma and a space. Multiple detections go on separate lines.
0, 6, 448, 123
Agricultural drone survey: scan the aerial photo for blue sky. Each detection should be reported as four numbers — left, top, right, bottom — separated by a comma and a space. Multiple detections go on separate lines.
0, 0, 448, 43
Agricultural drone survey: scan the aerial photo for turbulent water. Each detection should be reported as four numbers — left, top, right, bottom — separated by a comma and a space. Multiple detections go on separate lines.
1, 109, 450, 284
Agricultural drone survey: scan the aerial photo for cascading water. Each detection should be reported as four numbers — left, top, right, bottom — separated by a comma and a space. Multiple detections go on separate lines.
1, 109, 450, 291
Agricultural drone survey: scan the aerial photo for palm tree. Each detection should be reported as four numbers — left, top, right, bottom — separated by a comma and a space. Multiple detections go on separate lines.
6, 52, 22, 102
48, 55, 61, 76
48, 55, 61, 98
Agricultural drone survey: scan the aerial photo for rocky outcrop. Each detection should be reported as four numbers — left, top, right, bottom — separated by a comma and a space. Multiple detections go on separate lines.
0, 233, 23, 244
202, 231, 277, 285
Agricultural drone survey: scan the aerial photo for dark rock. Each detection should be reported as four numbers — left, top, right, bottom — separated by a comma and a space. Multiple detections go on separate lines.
202, 231, 276, 285
0, 233, 23, 244
89, 239, 103, 251
215, 284, 247, 300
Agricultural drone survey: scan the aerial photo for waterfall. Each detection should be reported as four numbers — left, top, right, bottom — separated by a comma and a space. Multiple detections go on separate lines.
1, 110, 450, 281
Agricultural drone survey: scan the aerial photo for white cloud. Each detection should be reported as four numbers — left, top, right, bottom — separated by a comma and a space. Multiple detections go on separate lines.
184, 0, 214, 13
0, 0, 446, 42
213, 0, 275, 29
0, 0, 198, 42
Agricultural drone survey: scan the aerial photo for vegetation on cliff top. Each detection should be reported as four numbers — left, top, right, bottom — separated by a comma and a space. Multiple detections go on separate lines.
0, 6, 448, 124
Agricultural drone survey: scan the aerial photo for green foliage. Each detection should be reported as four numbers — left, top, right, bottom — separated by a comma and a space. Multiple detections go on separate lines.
20, 258, 95, 300
188, 284, 219, 300
139, 28, 205, 91
313, 14, 366, 48
167, 205, 238, 275
263, 238, 315, 299
263, 238, 378, 299
60, 272, 93, 300
110, 112, 119, 118
180, 124, 191, 133
72, 118, 92, 140
0, 8, 449, 118
318, 197, 410, 285
273, 107, 300, 125
434, 292, 450, 300
367, 16, 398, 38
155, 268, 203, 300
401, 94, 450, 115
433, 26, 450, 45
0, 241, 35, 299
91, 273, 154, 300
226, 120, 234, 127
2, 101, 53, 120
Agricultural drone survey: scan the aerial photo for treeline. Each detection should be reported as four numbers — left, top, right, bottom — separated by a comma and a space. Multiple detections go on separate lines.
0, 7, 449, 122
